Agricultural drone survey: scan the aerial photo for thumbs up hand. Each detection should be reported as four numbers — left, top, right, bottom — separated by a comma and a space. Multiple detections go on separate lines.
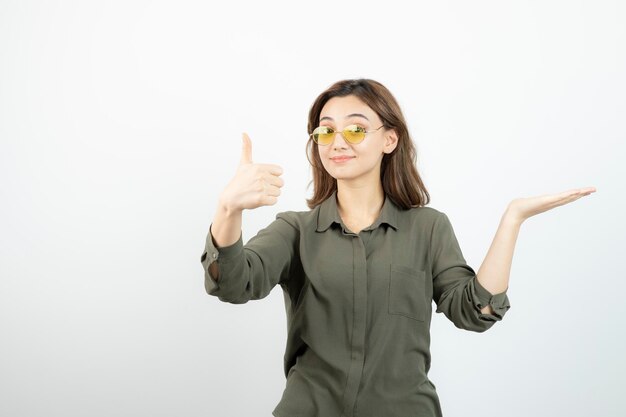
219, 133, 285, 212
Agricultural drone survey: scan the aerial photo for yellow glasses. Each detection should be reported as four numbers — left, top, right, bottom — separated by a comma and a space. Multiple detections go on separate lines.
310, 124, 384, 145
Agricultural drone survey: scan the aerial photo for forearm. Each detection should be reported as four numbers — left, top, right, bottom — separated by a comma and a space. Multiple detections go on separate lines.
476, 207, 522, 313
211, 197, 243, 247
207, 198, 243, 281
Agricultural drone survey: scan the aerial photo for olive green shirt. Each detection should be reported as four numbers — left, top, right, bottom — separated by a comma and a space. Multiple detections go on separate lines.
200, 190, 511, 417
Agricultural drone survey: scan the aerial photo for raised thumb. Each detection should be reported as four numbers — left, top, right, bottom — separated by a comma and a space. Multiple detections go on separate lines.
240, 132, 253, 165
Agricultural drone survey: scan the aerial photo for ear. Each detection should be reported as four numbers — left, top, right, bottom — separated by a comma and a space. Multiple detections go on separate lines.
383, 129, 399, 154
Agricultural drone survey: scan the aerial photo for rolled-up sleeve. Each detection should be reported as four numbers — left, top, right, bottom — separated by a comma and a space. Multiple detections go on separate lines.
200, 211, 299, 304
430, 212, 511, 332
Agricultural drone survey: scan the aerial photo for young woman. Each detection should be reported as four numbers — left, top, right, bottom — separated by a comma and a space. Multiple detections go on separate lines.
201, 79, 596, 417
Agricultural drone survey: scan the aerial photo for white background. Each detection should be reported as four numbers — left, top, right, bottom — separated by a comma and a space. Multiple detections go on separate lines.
1, 1, 624, 416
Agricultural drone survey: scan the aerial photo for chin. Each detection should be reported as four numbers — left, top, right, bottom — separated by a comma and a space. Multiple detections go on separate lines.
330, 172, 359, 181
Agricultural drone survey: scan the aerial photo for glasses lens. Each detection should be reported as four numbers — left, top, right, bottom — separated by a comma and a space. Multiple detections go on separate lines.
343, 125, 366, 143
313, 126, 334, 145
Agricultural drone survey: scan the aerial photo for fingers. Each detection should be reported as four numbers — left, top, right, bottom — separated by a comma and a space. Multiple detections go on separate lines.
543, 187, 595, 203
261, 173, 283, 201
265, 183, 282, 197
559, 187, 596, 202
578, 186, 597, 195
240, 132, 253, 165
544, 187, 596, 209
264, 172, 285, 188
565, 187, 596, 196
262, 195, 279, 206
258, 163, 283, 176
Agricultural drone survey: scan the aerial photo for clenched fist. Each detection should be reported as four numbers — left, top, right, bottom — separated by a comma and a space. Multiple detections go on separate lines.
218, 133, 285, 212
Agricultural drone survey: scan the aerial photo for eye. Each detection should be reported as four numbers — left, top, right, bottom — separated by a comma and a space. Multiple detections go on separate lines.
345, 124, 366, 133
318, 126, 334, 134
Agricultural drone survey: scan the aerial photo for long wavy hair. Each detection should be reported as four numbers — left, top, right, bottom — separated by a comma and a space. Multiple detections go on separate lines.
305, 78, 430, 210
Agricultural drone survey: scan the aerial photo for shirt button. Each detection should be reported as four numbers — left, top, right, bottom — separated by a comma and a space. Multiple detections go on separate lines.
212, 253, 217, 259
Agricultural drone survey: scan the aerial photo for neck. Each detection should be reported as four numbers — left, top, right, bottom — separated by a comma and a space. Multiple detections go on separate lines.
336, 181, 385, 220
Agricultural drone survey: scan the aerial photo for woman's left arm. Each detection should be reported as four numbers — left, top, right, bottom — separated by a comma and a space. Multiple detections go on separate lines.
476, 186, 597, 315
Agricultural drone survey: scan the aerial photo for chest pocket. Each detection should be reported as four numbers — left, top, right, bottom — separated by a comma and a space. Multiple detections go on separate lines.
388, 264, 427, 322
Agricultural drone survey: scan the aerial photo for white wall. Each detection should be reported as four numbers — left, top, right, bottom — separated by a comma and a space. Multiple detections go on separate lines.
1, 1, 624, 416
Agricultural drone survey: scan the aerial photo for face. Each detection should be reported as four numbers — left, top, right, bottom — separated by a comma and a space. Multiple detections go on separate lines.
316, 95, 398, 184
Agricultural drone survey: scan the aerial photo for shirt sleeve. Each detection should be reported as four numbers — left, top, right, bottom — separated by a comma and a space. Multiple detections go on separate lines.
430, 212, 511, 332
200, 211, 299, 304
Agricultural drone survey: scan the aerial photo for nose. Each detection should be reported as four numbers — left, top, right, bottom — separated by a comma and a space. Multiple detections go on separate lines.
329, 131, 350, 150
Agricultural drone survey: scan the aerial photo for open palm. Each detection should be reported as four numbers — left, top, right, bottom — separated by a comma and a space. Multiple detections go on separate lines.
508, 186, 597, 223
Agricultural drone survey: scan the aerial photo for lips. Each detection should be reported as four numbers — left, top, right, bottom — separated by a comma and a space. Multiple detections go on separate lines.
331, 156, 355, 161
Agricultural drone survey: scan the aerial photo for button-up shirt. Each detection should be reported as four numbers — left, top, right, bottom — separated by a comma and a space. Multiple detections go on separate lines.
201, 190, 511, 417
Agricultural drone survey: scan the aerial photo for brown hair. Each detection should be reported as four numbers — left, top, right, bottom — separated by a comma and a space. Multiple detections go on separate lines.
305, 78, 430, 210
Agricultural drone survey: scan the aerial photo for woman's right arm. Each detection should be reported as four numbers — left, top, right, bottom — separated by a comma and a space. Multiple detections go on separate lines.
201, 132, 288, 303
207, 199, 243, 282
201, 210, 298, 304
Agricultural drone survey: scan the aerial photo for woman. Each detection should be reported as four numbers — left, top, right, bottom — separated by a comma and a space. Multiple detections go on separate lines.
201, 79, 596, 417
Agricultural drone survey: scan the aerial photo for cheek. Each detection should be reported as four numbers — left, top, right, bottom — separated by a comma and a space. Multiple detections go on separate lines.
317, 148, 330, 166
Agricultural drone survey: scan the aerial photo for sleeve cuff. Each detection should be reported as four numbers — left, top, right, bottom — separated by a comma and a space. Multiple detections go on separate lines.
203, 223, 244, 264
201, 223, 244, 292
470, 277, 511, 321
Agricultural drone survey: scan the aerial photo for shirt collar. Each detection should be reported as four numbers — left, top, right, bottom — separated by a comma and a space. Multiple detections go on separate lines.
316, 189, 399, 232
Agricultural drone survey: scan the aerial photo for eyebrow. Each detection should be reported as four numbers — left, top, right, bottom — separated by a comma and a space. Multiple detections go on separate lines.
319, 113, 370, 122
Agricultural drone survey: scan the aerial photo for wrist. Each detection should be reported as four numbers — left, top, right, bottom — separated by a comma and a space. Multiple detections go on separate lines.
218, 195, 242, 217
503, 204, 524, 227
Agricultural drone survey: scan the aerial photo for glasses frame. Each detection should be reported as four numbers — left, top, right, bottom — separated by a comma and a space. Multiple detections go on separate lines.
310, 124, 385, 145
